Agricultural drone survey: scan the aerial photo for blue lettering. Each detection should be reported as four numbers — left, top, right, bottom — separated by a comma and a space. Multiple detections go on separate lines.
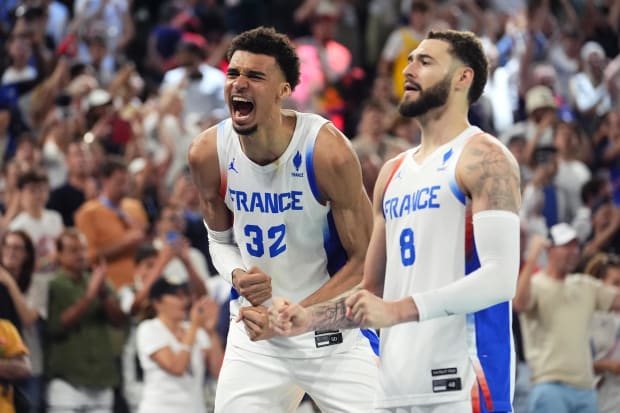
228, 189, 305, 213
250, 192, 265, 213
399, 194, 411, 216
384, 185, 443, 221
238, 191, 249, 211
291, 191, 303, 210
429, 185, 440, 208
278, 193, 291, 211
417, 187, 429, 209
265, 193, 278, 213
391, 197, 399, 219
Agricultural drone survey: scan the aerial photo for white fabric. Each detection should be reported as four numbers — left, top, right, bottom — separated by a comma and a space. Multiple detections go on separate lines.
10, 209, 63, 375
569, 72, 612, 116
1, 66, 37, 84
214, 334, 377, 413
216, 112, 370, 357
47, 378, 113, 413
204, 225, 244, 285
412, 210, 520, 320
42, 140, 67, 190
162, 64, 226, 125
136, 318, 211, 413
379, 126, 515, 409
591, 312, 620, 413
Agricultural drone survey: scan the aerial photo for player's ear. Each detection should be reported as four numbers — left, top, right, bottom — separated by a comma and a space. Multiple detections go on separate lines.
279, 82, 292, 99
454, 67, 473, 92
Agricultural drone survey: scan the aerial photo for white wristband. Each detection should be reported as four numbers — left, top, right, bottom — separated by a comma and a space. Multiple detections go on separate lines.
204, 221, 246, 285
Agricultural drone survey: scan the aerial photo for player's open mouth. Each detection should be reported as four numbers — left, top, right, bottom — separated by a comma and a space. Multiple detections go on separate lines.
231, 96, 255, 120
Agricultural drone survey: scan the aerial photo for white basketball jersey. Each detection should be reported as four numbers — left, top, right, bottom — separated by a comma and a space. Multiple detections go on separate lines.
377, 126, 514, 410
216, 112, 378, 358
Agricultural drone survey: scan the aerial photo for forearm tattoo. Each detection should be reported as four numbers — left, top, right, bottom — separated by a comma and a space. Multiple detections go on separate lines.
308, 285, 362, 331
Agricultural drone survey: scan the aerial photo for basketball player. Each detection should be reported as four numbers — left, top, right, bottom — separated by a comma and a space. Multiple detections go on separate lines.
270, 30, 522, 413
187, 27, 379, 412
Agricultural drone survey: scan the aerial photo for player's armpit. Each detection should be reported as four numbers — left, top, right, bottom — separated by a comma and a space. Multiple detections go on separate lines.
457, 134, 521, 214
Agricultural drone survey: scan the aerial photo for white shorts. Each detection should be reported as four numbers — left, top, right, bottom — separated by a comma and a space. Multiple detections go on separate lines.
214, 335, 379, 412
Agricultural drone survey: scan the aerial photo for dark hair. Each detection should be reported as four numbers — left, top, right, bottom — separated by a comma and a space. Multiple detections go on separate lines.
55, 228, 83, 253
226, 27, 300, 91
580, 176, 607, 205
101, 156, 127, 179
1, 230, 35, 293
148, 277, 189, 301
411, 0, 431, 12
585, 253, 620, 280
427, 30, 488, 105
17, 169, 48, 190
134, 243, 158, 264
530, 145, 558, 168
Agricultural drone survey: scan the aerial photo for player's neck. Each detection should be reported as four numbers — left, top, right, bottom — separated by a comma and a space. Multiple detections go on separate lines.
417, 105, 470, 153
239, 110, 296, 166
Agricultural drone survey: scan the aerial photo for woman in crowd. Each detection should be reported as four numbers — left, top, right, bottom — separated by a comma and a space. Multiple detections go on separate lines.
136, 277, 223, 413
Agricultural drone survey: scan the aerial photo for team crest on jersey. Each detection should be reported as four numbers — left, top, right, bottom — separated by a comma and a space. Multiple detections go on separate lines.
291, 150, 304, 177
437, 148, 453, 171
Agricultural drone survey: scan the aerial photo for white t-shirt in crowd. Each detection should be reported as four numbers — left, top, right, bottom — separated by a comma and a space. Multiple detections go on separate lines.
136, 318, 211, 413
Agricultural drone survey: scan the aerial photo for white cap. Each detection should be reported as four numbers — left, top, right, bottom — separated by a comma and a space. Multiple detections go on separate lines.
87, 88, 111, 108
549, 223, 577, 246
128, 157, 147, 175
580, 41, 605, 61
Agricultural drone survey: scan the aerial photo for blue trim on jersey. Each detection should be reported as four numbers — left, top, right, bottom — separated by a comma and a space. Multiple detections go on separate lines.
323, 211, 348, 276
449, 176, 466, 205
467, 238, 513, 412
305, 133, 323, 204
361, 329, 380, 356
229, 287, 239, 300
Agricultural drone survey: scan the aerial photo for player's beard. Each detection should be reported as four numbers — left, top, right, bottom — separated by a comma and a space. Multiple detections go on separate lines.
398, 74, 451, 118
232, 124, 258, 136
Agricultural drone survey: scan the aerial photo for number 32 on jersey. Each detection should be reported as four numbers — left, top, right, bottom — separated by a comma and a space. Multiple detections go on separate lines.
244, 224, 287, 258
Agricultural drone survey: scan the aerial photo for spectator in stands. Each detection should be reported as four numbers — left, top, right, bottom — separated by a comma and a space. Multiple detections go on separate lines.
0, 318, 31, 413
514, 223, 620, 413
47, 141, 92, 226
0, 230, 35, 335
46, 228, 125, 413
520, 146, 572, 236
8, 169, 63, 413
161, 36, 226, 132
500, 85, 557, 150
152, 204, 208, 296
587, 253, 620, 413
75, 156, 148, 290
136, 278, 223, 413
378, 0, 431, 100
169, 170, 216, 275
569, 41, 612, 133
118, 244, 166, 413
583, 195, 620, 257
552, 121, 592, 217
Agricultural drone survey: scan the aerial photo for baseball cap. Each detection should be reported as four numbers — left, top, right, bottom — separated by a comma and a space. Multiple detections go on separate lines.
548, 223, 577, 246
148, 277, 190, 300
580, 41, 605, 62
525, 85, 557, 115
87, 88, 112, 108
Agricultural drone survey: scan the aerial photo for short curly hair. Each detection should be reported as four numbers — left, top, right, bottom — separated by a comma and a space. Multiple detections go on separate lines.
227, 26, 300, 91
427, 30, 488, 105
